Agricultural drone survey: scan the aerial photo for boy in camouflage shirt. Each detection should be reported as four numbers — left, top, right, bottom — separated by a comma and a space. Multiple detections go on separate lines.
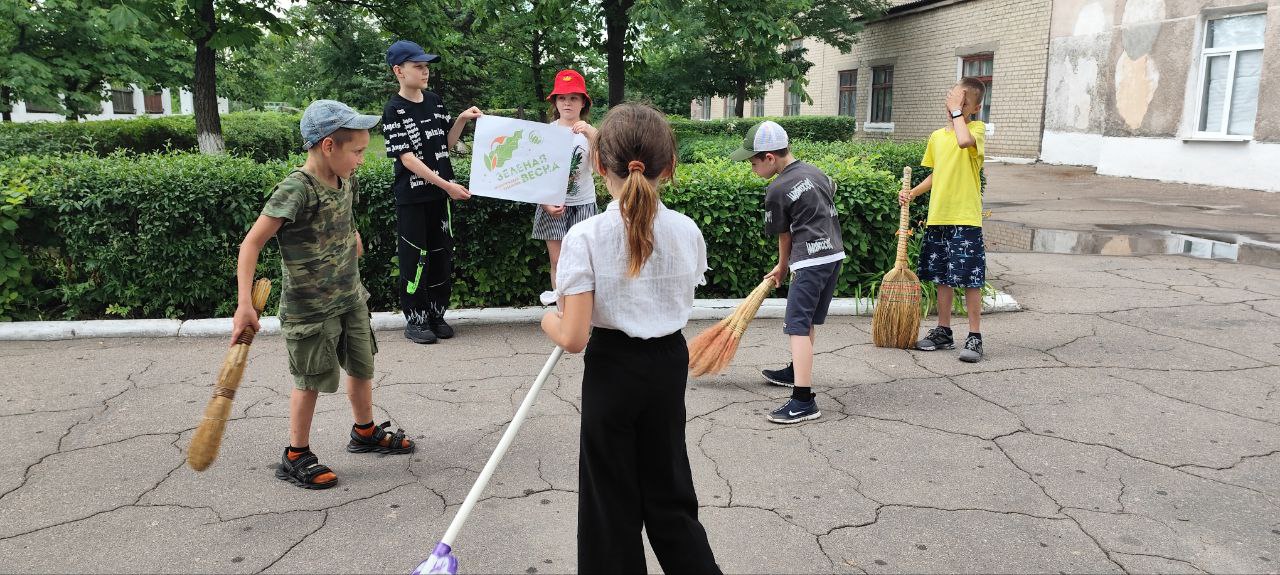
232, 100, 416, 490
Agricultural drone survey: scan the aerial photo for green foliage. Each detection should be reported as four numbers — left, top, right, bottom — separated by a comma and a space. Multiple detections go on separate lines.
0, 112, 303, 162
0, 0, 190, 120
0, 161, 36, 320
13, 153, 285, 319
670, 115, 855, 142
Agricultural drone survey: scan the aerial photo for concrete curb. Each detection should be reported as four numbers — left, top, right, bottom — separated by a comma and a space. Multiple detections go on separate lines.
0, 292, 1020, 341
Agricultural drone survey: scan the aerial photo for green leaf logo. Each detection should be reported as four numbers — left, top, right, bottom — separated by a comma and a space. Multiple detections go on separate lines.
484, 130, 523, 171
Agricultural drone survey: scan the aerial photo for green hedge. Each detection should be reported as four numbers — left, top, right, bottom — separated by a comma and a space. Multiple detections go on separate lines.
665, 158, 900, 297
2, 137, 934, 320
670, 115, 855, 142
0, 163, 36, 320
0, 112, 305, 162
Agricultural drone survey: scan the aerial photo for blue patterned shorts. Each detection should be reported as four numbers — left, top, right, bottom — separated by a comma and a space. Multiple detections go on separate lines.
917, 225, 986, 288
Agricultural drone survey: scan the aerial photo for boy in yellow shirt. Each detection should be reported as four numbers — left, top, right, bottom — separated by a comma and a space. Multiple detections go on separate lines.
899, 77, 988, 362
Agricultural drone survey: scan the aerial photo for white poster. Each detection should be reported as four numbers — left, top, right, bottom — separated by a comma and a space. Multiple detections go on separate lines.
468, 115, 575, 205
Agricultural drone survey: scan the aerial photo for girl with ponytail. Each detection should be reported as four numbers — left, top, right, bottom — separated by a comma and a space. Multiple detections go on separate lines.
541, 103, 721, 574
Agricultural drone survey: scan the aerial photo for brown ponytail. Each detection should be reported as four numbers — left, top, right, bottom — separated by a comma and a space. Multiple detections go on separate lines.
594, 103, 677, 276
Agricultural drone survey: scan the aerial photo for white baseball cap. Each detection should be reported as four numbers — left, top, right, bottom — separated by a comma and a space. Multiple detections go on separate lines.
729, 121, 789, 161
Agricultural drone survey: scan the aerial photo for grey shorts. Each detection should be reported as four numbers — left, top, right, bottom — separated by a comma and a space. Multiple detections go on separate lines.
531, 202, 599, 241
784, 261, 842, 336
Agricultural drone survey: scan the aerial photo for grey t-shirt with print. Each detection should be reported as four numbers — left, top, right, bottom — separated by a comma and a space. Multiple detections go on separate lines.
763, 160, 846, 271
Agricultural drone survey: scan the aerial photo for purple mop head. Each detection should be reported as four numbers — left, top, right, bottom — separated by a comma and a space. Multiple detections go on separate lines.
412, 542, 457, 575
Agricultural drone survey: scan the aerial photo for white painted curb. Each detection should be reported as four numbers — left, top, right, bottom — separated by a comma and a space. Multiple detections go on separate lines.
0, 291, 1019, 341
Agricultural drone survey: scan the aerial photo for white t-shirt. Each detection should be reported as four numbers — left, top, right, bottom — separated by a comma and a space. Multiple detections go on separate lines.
557, 125, 597, 207
555, 201, 708, 339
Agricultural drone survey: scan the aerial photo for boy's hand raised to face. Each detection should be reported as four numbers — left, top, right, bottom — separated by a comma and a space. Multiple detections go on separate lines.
945, 86, 966, 115
458, 106, 483, 122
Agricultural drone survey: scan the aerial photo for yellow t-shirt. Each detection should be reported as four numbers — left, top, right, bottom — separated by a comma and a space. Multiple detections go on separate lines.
922, 121, 986, 227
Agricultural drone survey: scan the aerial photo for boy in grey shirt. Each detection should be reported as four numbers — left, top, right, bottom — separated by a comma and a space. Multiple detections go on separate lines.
731, 121, 845, 424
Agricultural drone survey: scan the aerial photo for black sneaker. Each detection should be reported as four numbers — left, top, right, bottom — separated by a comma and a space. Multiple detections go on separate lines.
762, 363, 795, 387
766, 397, 821, 424
916, 327, 955, 351
959, 335, 983, 363
405, 322, 437, 344
427, 316, 454, 339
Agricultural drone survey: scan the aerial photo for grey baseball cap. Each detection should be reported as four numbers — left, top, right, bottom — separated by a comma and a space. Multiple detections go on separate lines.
300, 100, 380, 150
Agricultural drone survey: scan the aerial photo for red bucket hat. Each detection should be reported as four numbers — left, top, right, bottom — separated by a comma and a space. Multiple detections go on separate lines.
547, 69, 591, 104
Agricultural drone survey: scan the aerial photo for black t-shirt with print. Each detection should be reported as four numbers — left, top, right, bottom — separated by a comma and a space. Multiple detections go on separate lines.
382, 92, 454, 204
763, 160, 846, 270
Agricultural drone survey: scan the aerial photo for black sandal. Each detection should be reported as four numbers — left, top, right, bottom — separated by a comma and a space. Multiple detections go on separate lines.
275, 448, 337, 490
348, 421, 416, 455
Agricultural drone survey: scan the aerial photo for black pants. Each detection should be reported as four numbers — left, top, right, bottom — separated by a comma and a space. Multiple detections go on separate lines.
396, 199, 453, 323
579, 328, 721, 575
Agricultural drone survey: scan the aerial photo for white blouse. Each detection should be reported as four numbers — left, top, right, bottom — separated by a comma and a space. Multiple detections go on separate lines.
555, 200, 708, 339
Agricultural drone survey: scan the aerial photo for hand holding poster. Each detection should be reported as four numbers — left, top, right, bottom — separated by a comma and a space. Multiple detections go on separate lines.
468, 115, 575, 205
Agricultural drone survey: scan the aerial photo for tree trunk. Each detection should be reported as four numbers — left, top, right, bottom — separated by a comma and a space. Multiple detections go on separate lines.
193, 0, 225, 154
735, 79, 747, 117
531, 29, 546, 122
1, 87, 11, 122
602, 0, 633, 107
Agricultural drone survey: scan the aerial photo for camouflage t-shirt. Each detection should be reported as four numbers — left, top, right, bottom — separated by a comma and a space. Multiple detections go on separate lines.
262, 169, 369, 324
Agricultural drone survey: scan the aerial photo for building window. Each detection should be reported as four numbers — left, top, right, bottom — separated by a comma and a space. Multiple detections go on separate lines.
961, 54, 993, 122
752, 97, 765, 117
724, 95, 738, 118
23, 97, 61, 114
144, 91, 165, 114
784, 80, 802, 116
870, 65, 893, 124
837, 70, 857, 117
696, 95, 711, 120
111, 89, 136, 114
1196, 12, 1265, 137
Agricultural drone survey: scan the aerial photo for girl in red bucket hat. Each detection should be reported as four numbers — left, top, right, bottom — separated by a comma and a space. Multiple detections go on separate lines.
534, 69, 600, 304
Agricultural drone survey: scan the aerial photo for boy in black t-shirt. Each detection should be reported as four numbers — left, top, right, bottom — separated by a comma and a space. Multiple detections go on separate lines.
731, 121, 846, 424
382, 40, 483, 344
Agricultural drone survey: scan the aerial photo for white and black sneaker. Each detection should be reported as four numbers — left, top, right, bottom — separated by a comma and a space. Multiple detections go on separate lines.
916, 327, 955, 351
959, 334, 983, 363
766, 397, 821, 424
761, 363, 795, 387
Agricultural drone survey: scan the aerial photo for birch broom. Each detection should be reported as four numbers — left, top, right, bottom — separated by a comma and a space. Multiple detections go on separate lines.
187, 278, 271, 471
688, 277, 775, 377
871, 167, 922, 348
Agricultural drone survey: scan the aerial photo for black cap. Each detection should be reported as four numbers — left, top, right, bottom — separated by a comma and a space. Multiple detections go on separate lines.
386, 40, 441, 67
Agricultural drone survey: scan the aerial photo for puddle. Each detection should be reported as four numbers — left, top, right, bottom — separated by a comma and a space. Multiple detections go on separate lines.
986, 222, 1280, 268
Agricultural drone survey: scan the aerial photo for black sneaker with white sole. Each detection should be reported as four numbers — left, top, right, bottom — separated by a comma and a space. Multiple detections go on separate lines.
916, 327, 955, 351
762, 363, 795, 387
766, 397, 821, 424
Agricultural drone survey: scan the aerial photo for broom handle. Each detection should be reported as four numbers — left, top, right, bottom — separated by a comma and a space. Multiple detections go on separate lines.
895, 167, 913, 268
440, 346, 565, 547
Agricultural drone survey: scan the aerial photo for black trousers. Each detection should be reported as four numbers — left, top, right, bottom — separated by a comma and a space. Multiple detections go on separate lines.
578, 328, 721, 575
396, 199, 453, 323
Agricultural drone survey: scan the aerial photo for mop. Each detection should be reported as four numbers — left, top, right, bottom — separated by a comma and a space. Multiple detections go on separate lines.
413, 346, 566, 575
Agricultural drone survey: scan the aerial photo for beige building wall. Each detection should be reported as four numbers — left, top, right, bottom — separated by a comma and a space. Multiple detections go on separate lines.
697, 0, 1052, 158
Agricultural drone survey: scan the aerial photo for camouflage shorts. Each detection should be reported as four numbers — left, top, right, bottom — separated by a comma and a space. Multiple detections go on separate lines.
282, 302, 377, 393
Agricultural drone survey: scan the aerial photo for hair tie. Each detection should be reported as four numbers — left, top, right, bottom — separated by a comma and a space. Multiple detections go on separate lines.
627, 160, 645, 174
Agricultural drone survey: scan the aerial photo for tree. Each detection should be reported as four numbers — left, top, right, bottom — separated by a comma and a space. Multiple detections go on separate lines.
649, 0, 887, 117
114, 0, 291, 153
0, 0, 188, 121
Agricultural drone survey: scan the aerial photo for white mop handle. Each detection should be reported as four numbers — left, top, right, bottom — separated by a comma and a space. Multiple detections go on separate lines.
440, 345, 565, 547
